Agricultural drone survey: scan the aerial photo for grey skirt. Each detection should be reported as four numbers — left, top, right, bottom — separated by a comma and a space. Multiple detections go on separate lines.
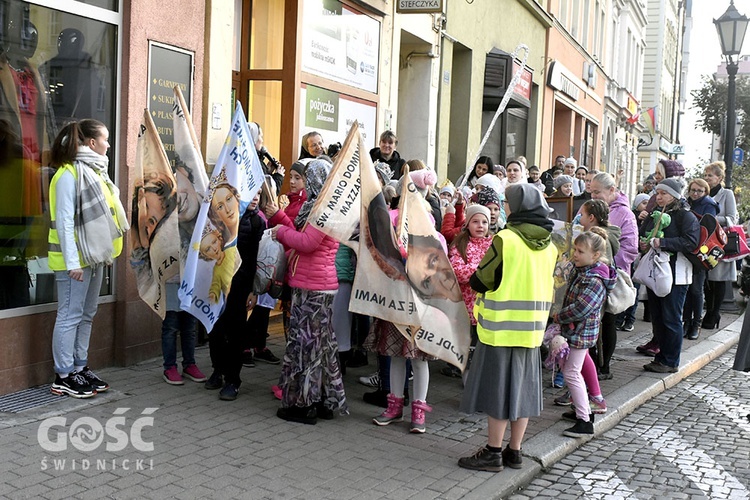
460, 342, 543, 421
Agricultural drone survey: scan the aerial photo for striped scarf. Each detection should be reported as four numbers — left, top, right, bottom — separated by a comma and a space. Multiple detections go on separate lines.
73, 146, 129, 266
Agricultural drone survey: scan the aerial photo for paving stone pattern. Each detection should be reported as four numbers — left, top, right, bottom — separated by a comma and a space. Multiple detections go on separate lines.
510, 347, 750, 500
0, 309, 741, 499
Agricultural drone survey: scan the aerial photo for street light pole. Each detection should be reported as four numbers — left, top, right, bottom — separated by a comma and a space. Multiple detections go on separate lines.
724, 61, 738, 190
714, 0, 749, 190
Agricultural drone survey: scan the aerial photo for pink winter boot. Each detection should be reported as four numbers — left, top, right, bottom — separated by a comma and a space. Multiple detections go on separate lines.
410, 400, 433, 433
373, 393, 404, 426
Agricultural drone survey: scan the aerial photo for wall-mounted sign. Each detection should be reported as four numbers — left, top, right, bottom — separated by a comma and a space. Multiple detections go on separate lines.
627, 95, 639, 116
547, 61, 581, 101
300, 84, 377, 150
301, 0, 380, 94
512, 61, 533, 101
396, 0, 443, 14
147, 42, 194, 167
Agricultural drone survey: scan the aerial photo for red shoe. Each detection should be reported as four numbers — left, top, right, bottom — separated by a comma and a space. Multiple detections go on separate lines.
636, 340, 659, 357
271, 385, 282, 400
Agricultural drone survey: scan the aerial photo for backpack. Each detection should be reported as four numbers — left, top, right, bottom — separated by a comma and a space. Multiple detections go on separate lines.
253, 230, 287, 298
687, 212, 726, 270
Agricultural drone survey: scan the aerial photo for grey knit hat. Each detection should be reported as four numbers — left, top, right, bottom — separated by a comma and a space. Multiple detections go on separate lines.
655, 178, 684, 200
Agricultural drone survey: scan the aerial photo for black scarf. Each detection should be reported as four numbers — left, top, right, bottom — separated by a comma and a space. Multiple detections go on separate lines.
710, 184, 721, 197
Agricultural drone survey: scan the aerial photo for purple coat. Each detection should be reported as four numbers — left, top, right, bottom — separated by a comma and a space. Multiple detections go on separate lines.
609, 191, 639, 271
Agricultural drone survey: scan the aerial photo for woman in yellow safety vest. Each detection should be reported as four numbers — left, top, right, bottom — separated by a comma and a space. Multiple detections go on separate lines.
48, 119, 128, 399
458, 183, 557, 473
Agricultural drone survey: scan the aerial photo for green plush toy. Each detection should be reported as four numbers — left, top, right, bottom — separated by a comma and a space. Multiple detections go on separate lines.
642, 210, 671, 242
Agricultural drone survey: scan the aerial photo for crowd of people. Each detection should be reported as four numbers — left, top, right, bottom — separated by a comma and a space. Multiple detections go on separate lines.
47, 119, 749, 473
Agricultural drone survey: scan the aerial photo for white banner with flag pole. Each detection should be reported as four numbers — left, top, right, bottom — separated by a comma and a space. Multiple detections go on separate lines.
308, 123, 471, 370
178, 103, 266, 332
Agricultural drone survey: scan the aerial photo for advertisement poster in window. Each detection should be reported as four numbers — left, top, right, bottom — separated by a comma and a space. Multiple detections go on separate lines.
299, 84, 377, 151
300, 0, 380, 94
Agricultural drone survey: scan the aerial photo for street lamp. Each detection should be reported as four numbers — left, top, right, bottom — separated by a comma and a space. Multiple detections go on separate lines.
714, 1, 749, 190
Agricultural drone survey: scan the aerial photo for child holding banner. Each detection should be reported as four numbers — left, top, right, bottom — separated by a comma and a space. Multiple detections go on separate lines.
272, 158, 347, 425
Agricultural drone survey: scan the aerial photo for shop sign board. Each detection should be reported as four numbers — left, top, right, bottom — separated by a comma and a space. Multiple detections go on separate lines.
301, 0, 380, 94
396, 0, 443, 14
300, 84, 377, 150
147, 42, 194, 167
512, 61, 533, 101
547, 61, 580, 101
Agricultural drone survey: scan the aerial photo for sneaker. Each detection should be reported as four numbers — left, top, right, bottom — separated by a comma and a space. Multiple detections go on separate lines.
51, 373, 95, 399
204, 371, 223, 390
502, 446, 523, 469
163, 366, 184, 385
636, 340, 659, 356
271, 385, 282, 400
457, 446, 503, 472
359, 372, 380, 388
409, 400, 432, 433
552, 370, 565, 388
563, 417, 594, 437
622, 321, 635, 332
254, 348, 281, 364
643, 361, 678, 373
589, 395, 607, 414
562, 409, 578, 422
615, 319, 626, 330
373, 394, 404, 426
440, 365, 462, 378
277, 405, 317, 425
77, 367, 109, 393
183, 364, 207, 382
554, 390, 572, 406
219, 383, 239, 401
562, 408, 594, 422
242, 350, 255, 367
598, 371, 613, 381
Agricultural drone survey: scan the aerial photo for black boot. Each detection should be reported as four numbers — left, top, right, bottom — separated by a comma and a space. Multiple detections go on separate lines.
701, 313, 720, 329
687, 320, 701, 340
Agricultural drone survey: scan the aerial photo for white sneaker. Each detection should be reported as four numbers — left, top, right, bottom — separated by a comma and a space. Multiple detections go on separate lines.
358, 372, 380, 387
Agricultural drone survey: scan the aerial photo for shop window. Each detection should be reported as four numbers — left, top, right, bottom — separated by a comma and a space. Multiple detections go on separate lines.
78, 0, 118, 12
248, 80, 282, 157
248, 0, 284, 70
0, 1, 118, 310
505, 108, 528, 163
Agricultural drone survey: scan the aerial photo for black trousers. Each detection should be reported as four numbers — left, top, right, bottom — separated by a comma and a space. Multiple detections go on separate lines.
208, 275, 252, 386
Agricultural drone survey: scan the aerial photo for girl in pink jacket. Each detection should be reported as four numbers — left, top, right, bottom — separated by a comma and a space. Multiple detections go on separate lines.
442, 205, 492, 377
270, 159, 345, 425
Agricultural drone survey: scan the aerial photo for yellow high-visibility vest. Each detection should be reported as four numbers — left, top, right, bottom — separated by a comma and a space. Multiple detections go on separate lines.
474, 229, 557, 347
48, 163, 123, 271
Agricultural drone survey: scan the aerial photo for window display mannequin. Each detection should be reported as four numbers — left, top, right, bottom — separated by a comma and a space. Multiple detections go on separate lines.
40, 28, 105, 130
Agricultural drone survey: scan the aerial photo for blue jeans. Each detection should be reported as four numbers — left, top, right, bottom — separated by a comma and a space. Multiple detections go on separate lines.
377, 355, 410, 392
648, 284, 689, 368
52, 265, 104, 376
618, 282, 640, 325
161, 311, 197, 369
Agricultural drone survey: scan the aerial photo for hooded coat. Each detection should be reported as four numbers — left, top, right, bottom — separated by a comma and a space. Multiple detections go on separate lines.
608, 191, 639, 271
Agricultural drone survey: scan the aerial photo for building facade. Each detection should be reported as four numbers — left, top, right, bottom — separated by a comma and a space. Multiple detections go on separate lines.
637, 0, 686, 176
601, 0, 647, 199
